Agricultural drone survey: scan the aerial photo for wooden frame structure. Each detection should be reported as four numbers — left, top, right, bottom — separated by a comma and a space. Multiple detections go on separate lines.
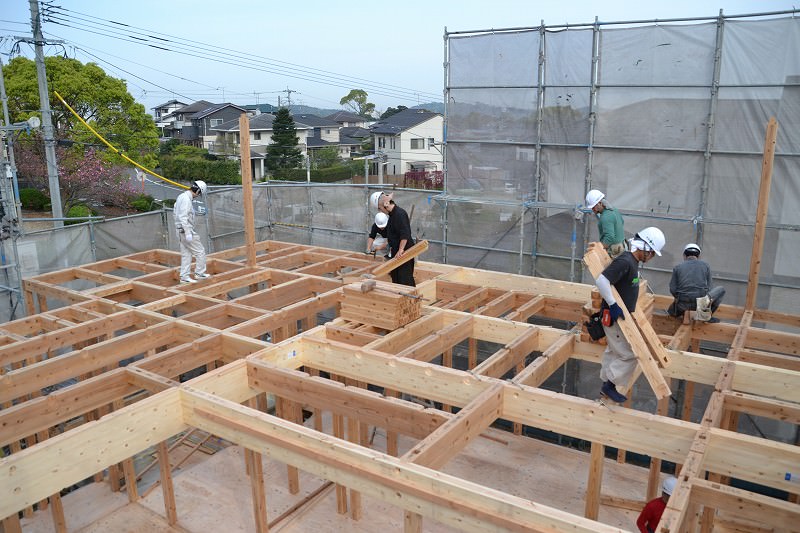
1, 237, 798, 532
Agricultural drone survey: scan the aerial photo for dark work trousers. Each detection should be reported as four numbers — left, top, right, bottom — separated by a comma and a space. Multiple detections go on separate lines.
390, 259, 416, 286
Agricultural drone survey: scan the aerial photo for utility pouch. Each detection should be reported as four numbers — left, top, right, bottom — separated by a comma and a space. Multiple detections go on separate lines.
585, 312, 606, 341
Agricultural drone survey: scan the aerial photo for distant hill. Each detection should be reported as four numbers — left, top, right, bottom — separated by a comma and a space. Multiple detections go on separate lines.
411, 101, 444, 114
280, 101, 445, 118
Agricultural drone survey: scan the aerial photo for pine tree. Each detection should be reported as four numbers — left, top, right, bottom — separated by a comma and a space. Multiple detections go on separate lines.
265, 108, 303, 173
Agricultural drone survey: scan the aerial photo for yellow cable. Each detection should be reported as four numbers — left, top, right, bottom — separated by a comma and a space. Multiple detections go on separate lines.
54, 91, 188, 190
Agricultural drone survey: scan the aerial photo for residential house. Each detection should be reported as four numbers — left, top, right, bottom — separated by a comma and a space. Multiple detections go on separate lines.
294, 114, 355, 160
369, 109, 444, 176
161, 101, 247, 149
326, 110, 372, 129
209, 113, 313, 181
152, 99, 188, 136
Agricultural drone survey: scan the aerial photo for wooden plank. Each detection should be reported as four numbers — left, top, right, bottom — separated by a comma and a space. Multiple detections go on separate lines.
371, 240, 429, 277
583, 244, 670, 399
723, 390, 800, 425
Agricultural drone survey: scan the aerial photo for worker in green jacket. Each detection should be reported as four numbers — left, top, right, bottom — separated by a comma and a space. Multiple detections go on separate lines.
585, 189, 625, 258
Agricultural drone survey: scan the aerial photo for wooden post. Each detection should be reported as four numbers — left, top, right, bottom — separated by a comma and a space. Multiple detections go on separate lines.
745, 117, 778, 311
246, 448, 270, 533
157, 440, 178, 525
239, 113, 257, 268
49, 492, 67, 533
585, 441, 604, 520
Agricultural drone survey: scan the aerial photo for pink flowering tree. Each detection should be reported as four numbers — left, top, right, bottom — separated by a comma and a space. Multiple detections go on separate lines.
15, 138, 138, 212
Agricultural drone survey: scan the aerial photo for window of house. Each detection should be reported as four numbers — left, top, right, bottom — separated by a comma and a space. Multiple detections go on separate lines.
210, 118, 223, 127
410, 138, 424, 149
390, 137, 396, 149
428, 138, 436, 149
378, 137, 385, 148
254, 132, 261, 140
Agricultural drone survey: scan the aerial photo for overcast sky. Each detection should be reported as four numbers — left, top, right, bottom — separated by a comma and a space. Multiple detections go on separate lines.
1, 0, 795, 115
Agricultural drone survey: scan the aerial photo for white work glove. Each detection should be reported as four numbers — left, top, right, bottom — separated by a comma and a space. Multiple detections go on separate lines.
185, 232, 193, 243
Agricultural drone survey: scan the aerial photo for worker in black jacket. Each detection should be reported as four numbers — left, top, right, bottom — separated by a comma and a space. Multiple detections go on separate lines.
377, 192, 415, 286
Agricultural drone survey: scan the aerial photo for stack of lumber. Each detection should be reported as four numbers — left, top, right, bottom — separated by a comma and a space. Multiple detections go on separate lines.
340, 280, 422, 330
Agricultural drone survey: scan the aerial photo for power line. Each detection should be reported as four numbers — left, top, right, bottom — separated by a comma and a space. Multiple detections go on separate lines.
41, 6, 441, 102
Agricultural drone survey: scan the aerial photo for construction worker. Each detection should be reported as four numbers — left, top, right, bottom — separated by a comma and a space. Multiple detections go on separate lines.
668, 243, 725, 323
366, 212, 389, 256
174, 180, 210, 283
585, 189, 626, 258
595, 227, 665, 403
636, 476, 677, 533
376, 192, 416, 286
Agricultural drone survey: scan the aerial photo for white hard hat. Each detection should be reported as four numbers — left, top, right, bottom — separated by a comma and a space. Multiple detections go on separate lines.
585, 189, 605, 209
636, 227, 666, 256
375, 212, 388, 229
662, 476, 677, 496
683, 243, 701, 255
191, 180, 207, 194
370, 191, 385, 211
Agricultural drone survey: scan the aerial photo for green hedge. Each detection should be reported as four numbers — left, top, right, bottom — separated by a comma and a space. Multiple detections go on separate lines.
20, 188, 49, 210
129, 194, 158, 212
271, 166, 354, 183
65, 204, 93, 225
158, 154, 242, 185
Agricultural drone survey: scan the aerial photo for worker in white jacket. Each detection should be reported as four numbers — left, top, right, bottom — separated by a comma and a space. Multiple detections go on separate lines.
174, 180, 210, 283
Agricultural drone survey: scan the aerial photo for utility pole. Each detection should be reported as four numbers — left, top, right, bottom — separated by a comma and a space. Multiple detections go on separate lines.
29, 0, 64, 226
282, 88, 296, 108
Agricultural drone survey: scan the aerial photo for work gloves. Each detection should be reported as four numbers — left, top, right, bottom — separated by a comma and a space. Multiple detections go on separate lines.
608, 303, 624, 323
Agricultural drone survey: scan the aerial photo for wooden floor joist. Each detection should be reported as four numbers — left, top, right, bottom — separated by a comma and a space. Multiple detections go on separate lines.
1, 239, 799, 532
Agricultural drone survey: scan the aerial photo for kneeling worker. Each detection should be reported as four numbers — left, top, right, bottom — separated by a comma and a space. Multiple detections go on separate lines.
366, 212, 389, 256
668, 243, 725, 323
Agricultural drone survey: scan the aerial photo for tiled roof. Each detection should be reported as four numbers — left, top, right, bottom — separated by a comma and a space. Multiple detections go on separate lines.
370, 109, 441, 134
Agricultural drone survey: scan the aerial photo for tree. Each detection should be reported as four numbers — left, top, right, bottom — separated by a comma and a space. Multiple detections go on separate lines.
15, 139, 138, 212
265, 108, 303, 173
311, 146, 341, 169
339, 89, 375, 118
379, 105, 408, 120
2, 56, 160, 168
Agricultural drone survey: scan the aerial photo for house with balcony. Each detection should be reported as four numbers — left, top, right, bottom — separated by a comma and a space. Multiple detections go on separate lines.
161, 101, 247, 149
369, 108, 443, 181
152, 99, 188, 137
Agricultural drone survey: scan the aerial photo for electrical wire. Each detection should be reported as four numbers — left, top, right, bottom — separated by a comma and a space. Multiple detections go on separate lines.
54, 91, 188, 190
44, 5, 441, 100
40, 6, 441, 102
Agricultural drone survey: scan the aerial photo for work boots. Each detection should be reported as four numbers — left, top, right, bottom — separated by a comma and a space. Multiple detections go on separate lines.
601, 381, 627, 403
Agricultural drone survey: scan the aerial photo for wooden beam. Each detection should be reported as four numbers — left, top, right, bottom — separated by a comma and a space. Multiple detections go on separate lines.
690, 478, 799, 529
183, 388, 621, 533
0, 389, 186, 518
745, 117, 778, 310
403, 382, 504, 469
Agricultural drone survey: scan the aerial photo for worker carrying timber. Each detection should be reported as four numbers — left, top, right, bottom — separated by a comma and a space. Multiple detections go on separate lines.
585, 189, 626, 258
636, 476, 677, 533
667, 243, 725, 323
365, 212, 389, 256
174, 180, 211, 283
371, 190, 416, 286
595, 226, 665, 403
